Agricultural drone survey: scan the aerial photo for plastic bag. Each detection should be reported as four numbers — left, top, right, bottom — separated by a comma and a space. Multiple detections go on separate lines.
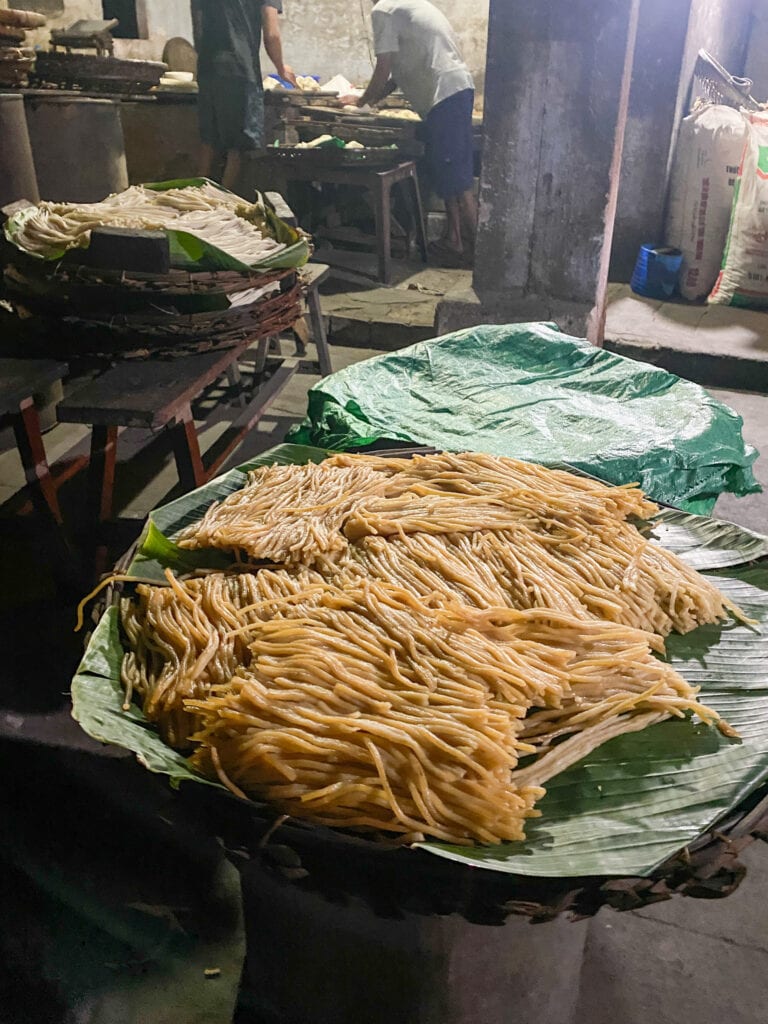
289, 322, 759, 513
709, 112, 768, 307
665, 105, 747, 301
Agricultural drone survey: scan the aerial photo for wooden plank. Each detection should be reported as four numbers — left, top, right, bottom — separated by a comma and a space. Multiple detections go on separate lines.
301, 263, 331, 288
86, 424, 118, 524
58, 340, 253, 428
0, 358, 67, 415
12, 397, 63, 524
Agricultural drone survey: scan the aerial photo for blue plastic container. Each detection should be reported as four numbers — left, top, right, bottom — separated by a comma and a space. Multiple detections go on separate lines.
630, 243, 683, 300
265, 73, 321, 91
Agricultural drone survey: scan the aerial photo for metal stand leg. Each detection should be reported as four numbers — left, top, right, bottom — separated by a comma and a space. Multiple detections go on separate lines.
306, 285, 332, 377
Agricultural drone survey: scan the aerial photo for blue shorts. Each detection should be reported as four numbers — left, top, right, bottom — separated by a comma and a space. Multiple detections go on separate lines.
197, 73, 265, 153
423, 89, 475, 200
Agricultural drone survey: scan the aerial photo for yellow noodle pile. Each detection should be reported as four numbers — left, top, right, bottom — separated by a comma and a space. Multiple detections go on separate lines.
176, 460, 410, 565
119, 451, 739, 845
174, 452, 732, 636
121, 567, 324, 747
185, 580, 725, 845
336, 527, 734, 636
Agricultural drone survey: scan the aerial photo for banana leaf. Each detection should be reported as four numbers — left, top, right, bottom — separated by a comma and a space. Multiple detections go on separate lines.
71, 444, 768, 878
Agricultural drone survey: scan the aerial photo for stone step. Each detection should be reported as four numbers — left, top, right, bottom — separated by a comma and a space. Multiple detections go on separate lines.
605, 283, 768, 393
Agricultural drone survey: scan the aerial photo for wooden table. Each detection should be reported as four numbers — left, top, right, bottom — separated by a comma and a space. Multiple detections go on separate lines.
258, 158, 428, 284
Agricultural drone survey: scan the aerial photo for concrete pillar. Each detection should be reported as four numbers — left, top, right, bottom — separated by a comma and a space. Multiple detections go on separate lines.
436, 0, 640, 342
744, 3, 768, 102
610, 0, 694, 281
673, 0, 755, 123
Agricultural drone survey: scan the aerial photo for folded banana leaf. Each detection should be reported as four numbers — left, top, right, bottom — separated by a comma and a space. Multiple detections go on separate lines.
71, 444, 768, 878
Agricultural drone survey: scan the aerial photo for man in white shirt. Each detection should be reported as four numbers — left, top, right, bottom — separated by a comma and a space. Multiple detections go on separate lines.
347, 0, 477, 265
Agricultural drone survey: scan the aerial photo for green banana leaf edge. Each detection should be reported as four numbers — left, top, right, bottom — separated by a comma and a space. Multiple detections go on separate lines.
71, 444, 768, 878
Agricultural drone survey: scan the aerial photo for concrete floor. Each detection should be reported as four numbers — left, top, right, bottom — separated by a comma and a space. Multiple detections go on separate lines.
711, 387, 768, 532
605, 283, 768, 393
1, 327, 767, 1023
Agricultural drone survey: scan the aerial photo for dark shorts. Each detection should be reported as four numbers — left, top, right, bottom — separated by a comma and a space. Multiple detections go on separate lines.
197, 73, 265, 153
423, 88, 475, 200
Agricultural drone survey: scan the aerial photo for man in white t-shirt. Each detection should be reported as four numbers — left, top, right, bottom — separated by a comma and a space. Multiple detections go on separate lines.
345, 0, 477, 265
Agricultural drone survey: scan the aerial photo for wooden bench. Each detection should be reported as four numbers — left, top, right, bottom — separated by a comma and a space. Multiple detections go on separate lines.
0, 357, 67, 525
45, 256, 333, 532
56, 263, 334, 527
57, 338, 297, 526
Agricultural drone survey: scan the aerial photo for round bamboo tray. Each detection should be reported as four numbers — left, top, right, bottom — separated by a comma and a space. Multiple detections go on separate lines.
3, 256, 302, 359
4, 258, 297, 315
32, 51, 167, 95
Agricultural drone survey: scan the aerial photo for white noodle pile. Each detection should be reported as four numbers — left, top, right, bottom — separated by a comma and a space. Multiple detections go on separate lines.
12, 183, 287, 264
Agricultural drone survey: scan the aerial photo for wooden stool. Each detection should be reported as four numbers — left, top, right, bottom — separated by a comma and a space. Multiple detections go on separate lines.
301, 263, 332, 377
371, 162, 428, 284
57, 338, 298, 527
0, 358, 67, 525
258, 264, 333, 377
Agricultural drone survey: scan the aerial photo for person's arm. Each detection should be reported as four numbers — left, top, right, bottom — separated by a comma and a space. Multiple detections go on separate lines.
190, 0, 204, 53
356, 53, 394, 107
262, 4, 297, 86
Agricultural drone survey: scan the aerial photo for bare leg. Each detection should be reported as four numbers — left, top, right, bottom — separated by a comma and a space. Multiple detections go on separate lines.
457, 188, 478, 257
443, 197, 463, 251
431, 194, 471, 265
199, 143, 218, 180
222, 149, 243, 193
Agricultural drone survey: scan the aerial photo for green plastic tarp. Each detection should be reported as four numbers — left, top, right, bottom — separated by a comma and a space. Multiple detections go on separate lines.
289, 322, 760, 514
